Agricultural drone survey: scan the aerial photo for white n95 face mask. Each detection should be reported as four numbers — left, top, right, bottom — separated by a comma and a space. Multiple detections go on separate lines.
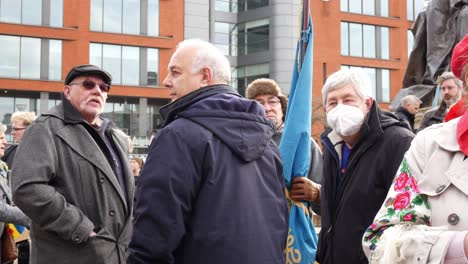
326, 104, 365, 136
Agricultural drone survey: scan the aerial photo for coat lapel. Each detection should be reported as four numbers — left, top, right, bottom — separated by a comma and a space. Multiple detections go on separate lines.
56, 124, 128, 210
446, 153, 468, 196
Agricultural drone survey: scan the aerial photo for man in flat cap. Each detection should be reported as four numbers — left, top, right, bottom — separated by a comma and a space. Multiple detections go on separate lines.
11, 64, 134, 264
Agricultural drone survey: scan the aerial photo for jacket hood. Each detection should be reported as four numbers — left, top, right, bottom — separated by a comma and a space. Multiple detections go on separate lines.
160, 85, 275, 162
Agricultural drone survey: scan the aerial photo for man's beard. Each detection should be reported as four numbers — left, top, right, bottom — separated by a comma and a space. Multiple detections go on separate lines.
444, 96, 460, 108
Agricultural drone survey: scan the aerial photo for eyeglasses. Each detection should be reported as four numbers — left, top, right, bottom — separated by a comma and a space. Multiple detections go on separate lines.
256, 99, 280, 107
69, 79, 111, 93
11, 127, 27, 133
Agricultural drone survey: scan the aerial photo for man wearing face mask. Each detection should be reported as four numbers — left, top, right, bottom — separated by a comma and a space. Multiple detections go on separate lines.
315, 68, 414, 264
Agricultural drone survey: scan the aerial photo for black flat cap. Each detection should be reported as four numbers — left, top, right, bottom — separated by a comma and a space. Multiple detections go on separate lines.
65, 64, 112, 85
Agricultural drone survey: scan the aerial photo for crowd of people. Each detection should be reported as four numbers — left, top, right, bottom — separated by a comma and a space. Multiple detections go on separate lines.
0, 33, 466, 264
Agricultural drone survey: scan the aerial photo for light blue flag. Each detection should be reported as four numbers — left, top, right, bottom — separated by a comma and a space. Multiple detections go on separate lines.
279, 1, 318, 263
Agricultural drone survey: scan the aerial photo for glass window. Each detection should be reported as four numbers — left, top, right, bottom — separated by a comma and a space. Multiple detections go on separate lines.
362, 0, 375, 16
147, 48, 159, 86
103, 44, 122, 84
90, 0, 103, 31
234, 63, 269, 95
0, 97, 14, 126
0, 35, 20, 78
362, 67, 377, 98
1, 0, 21, 23
407, 0, 414, 20
49, 40, 62, 80
349, 23, 363, 57
22, 0, 42, 25
50, 0, 64, 27
341, 22, 389, 59
363, 25, 375, 58
381, 69, 390, 102
20, 37, 41, 79
90, 43, 159, 87
122, 46, 139, 85
238, 0, 268, 11
0, 35, 62, 80
90, 43, 103, 67
408, 0, 425, 20
103, 0, 122, 33
341, 22, 349, 56
407, 30, 414, 58
414, 0, 424, 18
103, 97, 140, 138
341, 0, 389, 17
215, 22, 237, 56
238, 19, 269, 55
380, 27, 389, 59
340, 0, 348, 12
349, 0, 362, 14
91, 0, 159, 36
123, 0, 140, 35
148, 0, 160, 36
380, 0, 388, 17
216, 0, 238, 12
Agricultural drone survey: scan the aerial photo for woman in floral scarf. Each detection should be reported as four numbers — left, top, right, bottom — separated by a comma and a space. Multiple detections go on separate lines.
363, 34, 468, 263
0, 123, 30, 261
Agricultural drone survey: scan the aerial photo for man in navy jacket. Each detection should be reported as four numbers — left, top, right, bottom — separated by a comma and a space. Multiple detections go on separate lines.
128, 39, 288, 264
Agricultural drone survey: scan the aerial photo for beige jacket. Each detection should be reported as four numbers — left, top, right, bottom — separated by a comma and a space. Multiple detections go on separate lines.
363, 117, 468, 263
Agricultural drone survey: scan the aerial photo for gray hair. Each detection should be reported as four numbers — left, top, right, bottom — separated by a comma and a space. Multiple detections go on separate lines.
400, 95, 422, 107
322, 68, 372, 105
437, 72, 463, 89
0, 123, 6, 134
176, 39, 231, 83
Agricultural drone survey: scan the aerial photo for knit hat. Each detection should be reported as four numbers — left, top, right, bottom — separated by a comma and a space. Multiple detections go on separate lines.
451, 34, 468, 80
65, 64, 112, 85
131, 157, 144, 168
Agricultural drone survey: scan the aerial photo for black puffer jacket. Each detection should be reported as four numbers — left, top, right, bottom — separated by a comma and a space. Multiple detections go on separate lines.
316, 102, 414, 264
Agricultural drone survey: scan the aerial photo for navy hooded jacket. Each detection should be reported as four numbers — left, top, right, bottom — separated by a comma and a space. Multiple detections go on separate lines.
128, 85, 288, 264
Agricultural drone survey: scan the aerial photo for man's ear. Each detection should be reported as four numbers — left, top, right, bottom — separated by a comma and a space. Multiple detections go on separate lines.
63, 85, 71, 100
364, 97, 373, 112
200, 67, 213, 87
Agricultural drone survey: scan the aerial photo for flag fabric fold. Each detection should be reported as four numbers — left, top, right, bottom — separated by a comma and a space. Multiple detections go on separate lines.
279, 1, 318, 263
8, 223, 26, 239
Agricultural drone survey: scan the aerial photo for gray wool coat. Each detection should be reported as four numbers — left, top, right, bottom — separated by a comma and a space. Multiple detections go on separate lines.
11, 99, 134, 264
0, 162, 30, 260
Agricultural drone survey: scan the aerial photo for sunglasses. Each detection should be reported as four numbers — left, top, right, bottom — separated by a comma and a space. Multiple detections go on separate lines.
69, 79, 111, 92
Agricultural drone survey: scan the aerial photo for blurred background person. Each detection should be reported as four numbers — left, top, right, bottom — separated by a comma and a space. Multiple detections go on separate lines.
419, 72, 463, 131
246, 78, 322, 212
2, 111, 36, 264
2, 112, 36, 168
130, 157, 144, 179
130, 156, 144, 205
0, 123, 30, 262
395, 95, 421, 132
